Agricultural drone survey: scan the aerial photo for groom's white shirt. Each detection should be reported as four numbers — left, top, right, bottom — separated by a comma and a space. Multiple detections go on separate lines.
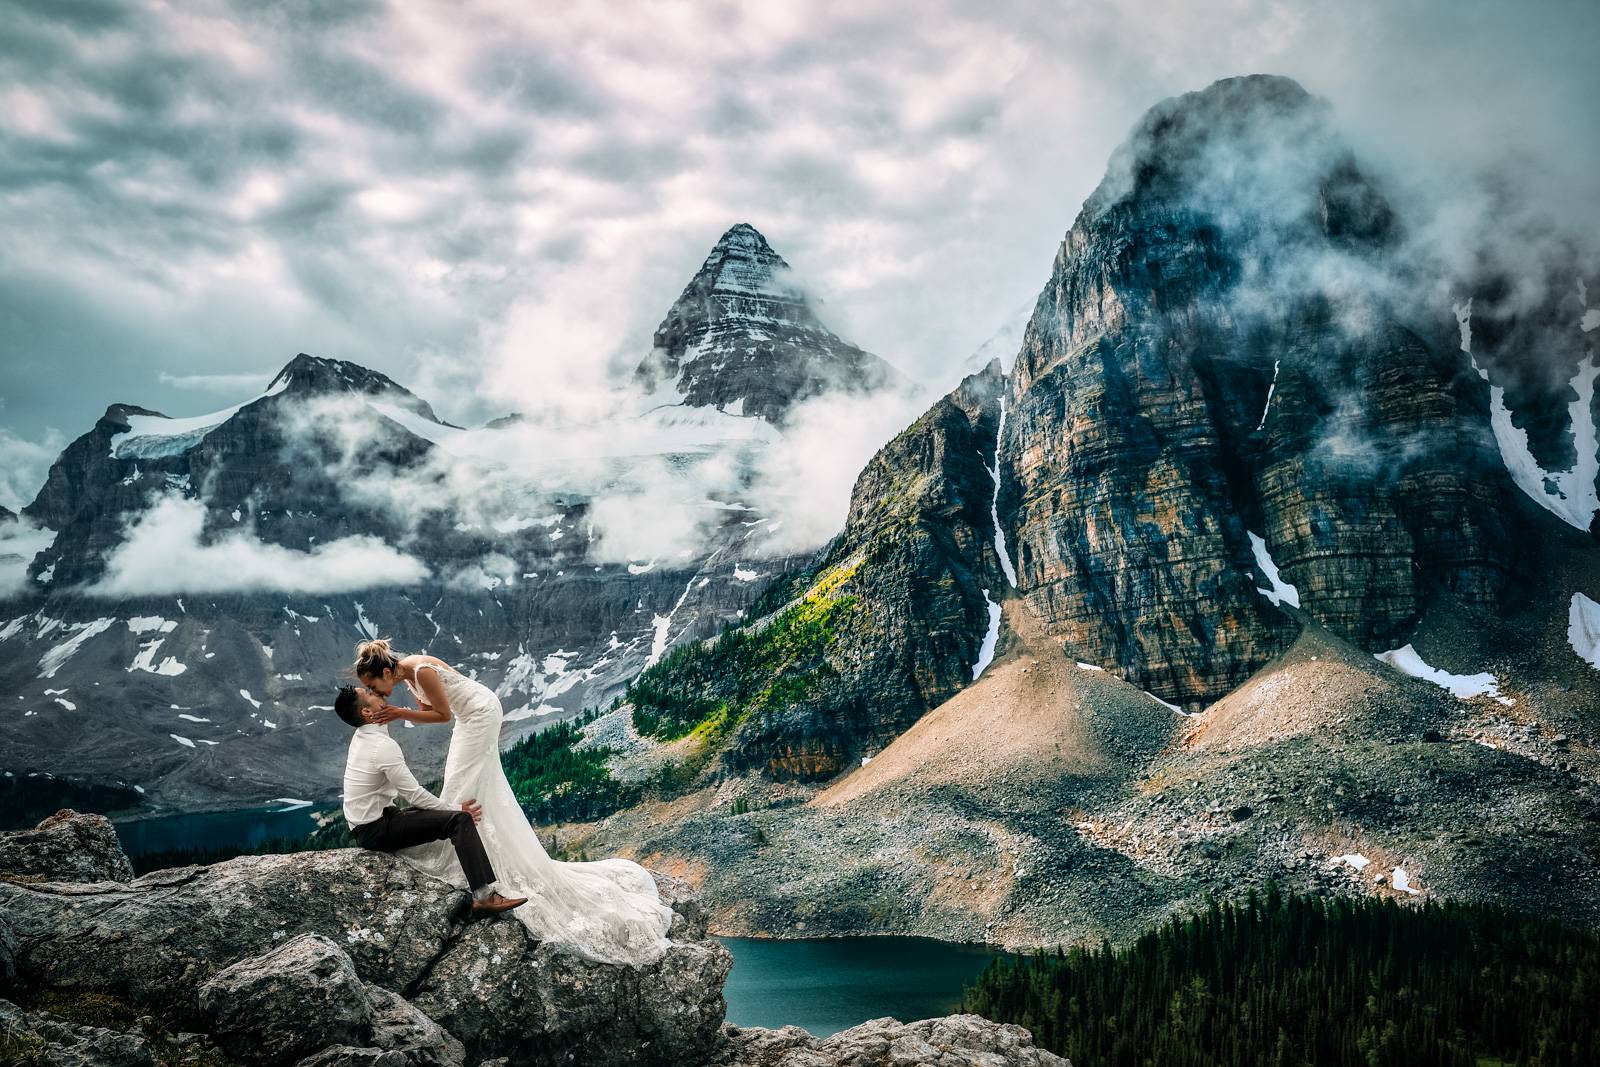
343, 723, 453, 827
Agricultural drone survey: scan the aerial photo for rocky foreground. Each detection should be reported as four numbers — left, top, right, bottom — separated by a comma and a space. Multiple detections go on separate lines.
0, 810, 1068, 1067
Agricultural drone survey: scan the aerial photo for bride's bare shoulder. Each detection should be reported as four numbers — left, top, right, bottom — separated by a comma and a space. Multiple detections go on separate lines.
401, 653, 455, 673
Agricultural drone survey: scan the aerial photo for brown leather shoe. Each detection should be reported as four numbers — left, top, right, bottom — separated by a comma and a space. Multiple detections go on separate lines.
471, 892, 528, 914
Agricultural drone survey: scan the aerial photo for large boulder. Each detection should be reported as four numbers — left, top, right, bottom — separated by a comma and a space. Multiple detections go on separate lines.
411, 918, 732, 1067
199, 934, 376, 1064
0, 821, 734, 1067
361, 986, 466, 1067
708, 1014, 1071, 1066
0, 848, 463, 1018
0, 996, 154, 1067
0, 809, 134, 883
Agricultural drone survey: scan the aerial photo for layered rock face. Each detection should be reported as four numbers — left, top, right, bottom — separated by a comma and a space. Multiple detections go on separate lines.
636, 224, 905, 424
1002, 74, 1526, 707
622, 74, 1574, 783
728, 362, 1009, 777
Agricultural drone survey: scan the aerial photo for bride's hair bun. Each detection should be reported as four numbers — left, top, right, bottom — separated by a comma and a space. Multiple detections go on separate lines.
355, 638, 401, 680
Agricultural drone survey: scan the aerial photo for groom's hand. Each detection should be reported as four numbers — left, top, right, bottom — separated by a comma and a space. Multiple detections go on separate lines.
461, 798, 483, 824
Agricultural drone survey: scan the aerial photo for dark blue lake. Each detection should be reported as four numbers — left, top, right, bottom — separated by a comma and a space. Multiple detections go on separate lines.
114, 804, 322, 858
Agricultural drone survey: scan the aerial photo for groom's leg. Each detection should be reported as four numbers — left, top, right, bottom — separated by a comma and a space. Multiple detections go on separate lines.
365, 807, 498, 893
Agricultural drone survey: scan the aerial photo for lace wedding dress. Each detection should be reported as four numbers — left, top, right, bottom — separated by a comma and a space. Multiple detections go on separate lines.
394, 661, 674, 967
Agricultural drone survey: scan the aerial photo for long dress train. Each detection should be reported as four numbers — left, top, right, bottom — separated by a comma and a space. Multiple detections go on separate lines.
393, 661, 674, 967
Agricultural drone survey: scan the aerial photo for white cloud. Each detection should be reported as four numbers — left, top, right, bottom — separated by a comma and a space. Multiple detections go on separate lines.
3, 0, 1593, 454
90, 495, 429, 596
157, 370, 277, 393
0, 516, 56, 597
745, 384, 932, 556
0, 427, 65, 512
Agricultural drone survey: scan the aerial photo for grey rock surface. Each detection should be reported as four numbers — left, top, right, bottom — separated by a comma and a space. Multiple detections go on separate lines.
412, 917, 732, 1067
0, 808, 134, 883
0, 848, 463, 1017
0, 996, 155, 1067
366, 986, 466, 1067
705, 1014, 1070, 1067
0, 820, 737, 1067
199, 933, 375, 1064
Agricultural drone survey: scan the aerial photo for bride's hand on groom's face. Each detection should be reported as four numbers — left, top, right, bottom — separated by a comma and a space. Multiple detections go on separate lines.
369, 704, 403, 724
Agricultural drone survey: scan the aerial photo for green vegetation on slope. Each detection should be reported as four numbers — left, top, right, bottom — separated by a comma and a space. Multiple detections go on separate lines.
628, 555, 862, 743
963, 887, 1600, 1067
501, 708, 636, 823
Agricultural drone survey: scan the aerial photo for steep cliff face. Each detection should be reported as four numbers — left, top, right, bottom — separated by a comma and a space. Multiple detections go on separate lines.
628, 362, 1007, 779
636, 223, 905, 423
1003, 74, 1524, 707
621, 75, 1579, 781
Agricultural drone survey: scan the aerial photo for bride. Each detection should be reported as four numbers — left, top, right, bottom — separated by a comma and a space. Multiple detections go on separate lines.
352, 638, 674, 967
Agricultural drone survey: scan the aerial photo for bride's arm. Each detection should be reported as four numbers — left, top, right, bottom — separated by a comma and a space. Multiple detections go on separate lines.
407, 663, 452, 723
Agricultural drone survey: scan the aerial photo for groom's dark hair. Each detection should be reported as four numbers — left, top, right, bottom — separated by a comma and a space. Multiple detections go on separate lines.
333, 686, 364, 729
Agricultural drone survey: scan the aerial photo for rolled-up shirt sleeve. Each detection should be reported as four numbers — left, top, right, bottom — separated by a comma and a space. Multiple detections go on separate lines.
376, 745, 453, 812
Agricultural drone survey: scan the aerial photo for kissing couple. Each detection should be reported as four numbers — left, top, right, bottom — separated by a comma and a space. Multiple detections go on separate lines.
333, 639, 674, 966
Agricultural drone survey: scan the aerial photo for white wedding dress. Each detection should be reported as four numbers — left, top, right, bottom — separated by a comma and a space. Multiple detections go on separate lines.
393, 661, 674, 967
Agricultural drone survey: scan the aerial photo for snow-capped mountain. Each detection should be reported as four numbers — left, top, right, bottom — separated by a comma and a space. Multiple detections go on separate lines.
0, 223, 910, 813
635, 223, 906, 423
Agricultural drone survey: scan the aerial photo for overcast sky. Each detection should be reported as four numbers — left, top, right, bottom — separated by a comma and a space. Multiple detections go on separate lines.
1, 0, 1596, 509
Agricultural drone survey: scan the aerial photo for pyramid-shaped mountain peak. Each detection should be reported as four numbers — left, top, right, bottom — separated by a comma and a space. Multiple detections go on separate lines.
635, 225, 904, 424
713, 222, 774, 252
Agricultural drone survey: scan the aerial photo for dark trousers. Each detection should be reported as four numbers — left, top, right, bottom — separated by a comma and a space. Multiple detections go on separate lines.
352, 806, 497, 892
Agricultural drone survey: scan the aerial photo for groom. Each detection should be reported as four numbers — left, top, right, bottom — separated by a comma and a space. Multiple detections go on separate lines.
334, 685, 527, 914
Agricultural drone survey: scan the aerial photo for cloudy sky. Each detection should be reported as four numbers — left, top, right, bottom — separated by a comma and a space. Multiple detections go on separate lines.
1, 0, 1596, 509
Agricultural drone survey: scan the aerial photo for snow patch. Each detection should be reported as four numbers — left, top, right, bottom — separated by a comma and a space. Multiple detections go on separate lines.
111, 376, 288, 459
971, 588, 1001, 681
1457, 301, 1600, 531
129, 638, 187, 676
1248, 531, 1300, 608
1392, 867, 1420, 895
986, 393, 1019, 587
239, 688, 262, 708
1374, 644, 1509, 703
1144, 690, 1186, 714
1075, 661, 1105, 672
353, 602, 376, 639
39, 618, 116, 678
1331, 853, 1371, 871
171, 734, 196, 748
1568, 592, 1600, 671
127, 616, 177, 635
1256, 359, 1280, 431
178, 713, 211, 723
733, 566, 760, 582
